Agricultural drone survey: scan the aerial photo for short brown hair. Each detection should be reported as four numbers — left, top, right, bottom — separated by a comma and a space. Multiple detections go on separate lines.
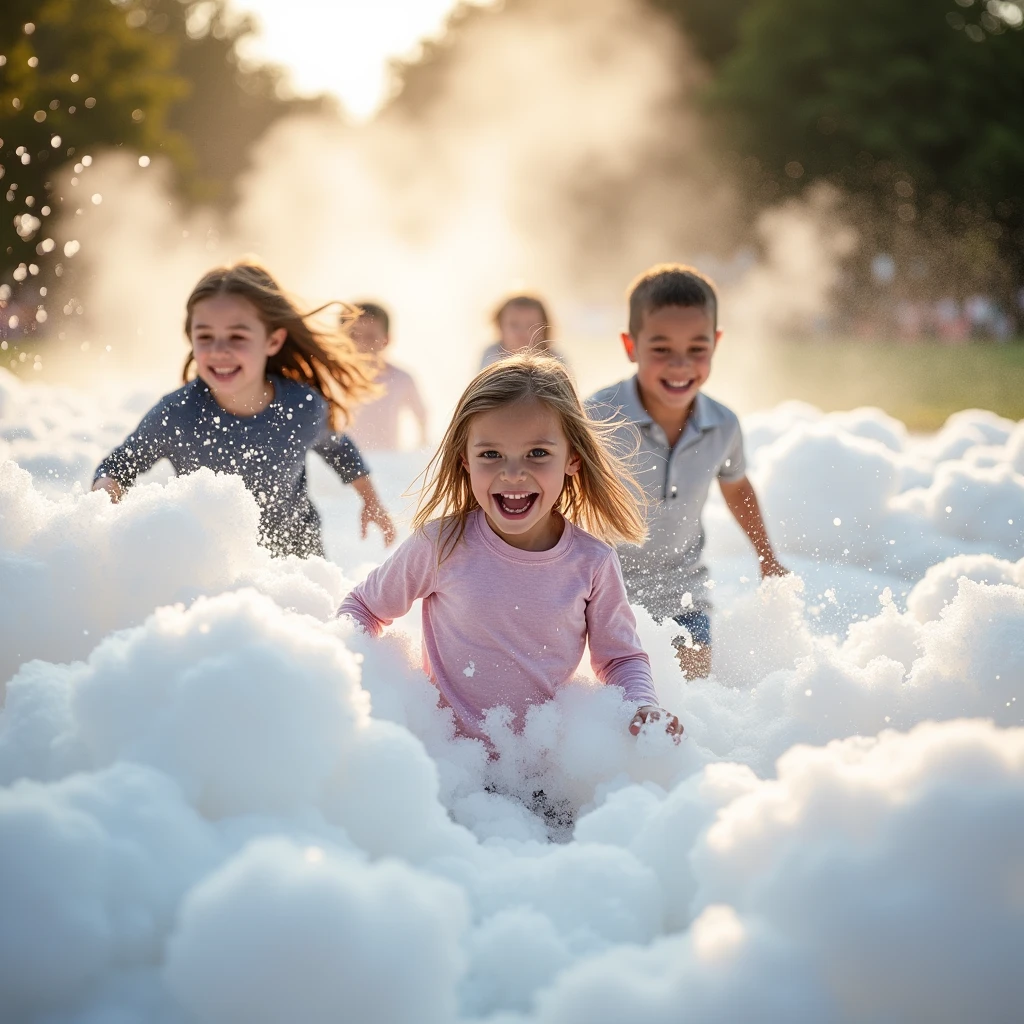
627, 263, 717, 337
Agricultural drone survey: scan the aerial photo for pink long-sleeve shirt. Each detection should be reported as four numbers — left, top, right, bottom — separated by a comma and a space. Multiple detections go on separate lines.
338, 508, 659, 740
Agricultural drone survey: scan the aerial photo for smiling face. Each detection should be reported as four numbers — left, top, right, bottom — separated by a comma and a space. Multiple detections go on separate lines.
189, 293, 286, 414
498, 303, 546, 353
623, 304, 720, 425
464, 398, 580, 550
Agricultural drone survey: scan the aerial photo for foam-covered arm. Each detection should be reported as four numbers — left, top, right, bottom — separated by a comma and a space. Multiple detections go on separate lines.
720, 476, 786, 576
93, 403, 173, 490
313, 432, 369, 484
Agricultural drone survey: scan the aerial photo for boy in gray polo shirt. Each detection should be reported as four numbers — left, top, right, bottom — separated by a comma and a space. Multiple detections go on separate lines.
587, 264, 787, 678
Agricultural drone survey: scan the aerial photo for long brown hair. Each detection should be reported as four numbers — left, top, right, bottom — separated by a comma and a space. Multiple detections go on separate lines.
182, 261, 379, 429
413, 354, 647, 559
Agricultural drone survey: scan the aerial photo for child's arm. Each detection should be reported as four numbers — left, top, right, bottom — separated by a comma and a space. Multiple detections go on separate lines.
405, 379, 429, 449
337, 528, 437, 635
313, 433, 396, 546
587, 551, 683, 738
719, 476, 787, 577
351, 475, 397, 546
91, 404, 173, 502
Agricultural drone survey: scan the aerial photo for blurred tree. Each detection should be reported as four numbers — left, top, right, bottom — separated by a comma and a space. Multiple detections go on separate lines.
155, 0, 331, 205
648, 0, 754, 67
0, 0, 329, 295
0, 0, 187, 290
710, 0, 1024, 290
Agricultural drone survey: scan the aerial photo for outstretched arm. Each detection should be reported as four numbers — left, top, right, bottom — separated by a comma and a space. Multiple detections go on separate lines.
313, 432, 396, 546
719, 476, 787, 577
337, 528, 436, 634
352, 475, 396, 546
91, 403, 173, 502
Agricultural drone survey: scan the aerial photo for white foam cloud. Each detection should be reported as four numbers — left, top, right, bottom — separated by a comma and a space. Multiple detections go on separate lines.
165, 838, 469, 1024
2, 354, 1023, 1022
4, 0, 1021, 1013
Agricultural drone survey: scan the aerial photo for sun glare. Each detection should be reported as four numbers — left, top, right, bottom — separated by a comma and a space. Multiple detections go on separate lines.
229, 0, 495, 119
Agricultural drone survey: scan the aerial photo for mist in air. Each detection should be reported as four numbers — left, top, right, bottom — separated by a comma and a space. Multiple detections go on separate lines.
41, 0, 847, 424
2, 2, 1023, 1024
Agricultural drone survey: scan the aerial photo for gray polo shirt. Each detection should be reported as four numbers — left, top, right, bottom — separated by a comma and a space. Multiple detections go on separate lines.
586, 376, 746, 617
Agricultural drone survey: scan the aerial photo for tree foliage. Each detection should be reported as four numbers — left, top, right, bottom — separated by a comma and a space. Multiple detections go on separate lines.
710, 0, 1024, 285
158, 0, 330, 204
0, 0, 327, 289
1, 0, 187, 283
648, 0, 754, 67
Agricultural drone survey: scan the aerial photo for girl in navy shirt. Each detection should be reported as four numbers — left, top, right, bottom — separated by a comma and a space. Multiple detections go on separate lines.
93, 261, 396, 557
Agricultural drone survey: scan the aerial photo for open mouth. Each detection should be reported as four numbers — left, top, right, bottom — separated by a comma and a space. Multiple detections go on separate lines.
661, 377, 695, 395
207, 366, 242, 384
492, 491, 539, 520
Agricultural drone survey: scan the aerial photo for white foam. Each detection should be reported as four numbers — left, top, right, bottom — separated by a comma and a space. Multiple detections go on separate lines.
1, 381, 1023, 1022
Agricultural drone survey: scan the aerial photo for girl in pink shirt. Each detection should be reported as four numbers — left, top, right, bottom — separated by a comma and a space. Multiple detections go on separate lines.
338, 355, 681, 744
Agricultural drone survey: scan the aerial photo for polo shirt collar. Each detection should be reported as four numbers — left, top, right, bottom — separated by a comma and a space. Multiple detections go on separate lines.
625, 375, 653, 426
627, 376, 715, 436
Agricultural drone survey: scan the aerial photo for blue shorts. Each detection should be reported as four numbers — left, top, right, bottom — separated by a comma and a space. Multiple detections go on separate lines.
671, 610, 712, 649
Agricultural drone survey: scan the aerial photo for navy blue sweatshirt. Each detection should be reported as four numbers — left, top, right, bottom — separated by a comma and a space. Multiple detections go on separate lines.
94, 375, 368, 557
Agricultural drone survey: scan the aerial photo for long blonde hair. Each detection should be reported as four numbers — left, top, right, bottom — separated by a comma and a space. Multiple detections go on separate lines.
183, 261, 379, 429
413, 355, 647, 559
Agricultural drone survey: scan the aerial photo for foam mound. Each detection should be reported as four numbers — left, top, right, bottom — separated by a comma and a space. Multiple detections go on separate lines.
1, 369, 1022, 1023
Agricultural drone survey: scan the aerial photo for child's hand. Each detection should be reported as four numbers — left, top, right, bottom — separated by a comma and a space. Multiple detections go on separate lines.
629, 704, 683, 743
92, 476, 124, 503
352, 476, 396, 546
361, 498, 397, 546
759, 554, 789, 578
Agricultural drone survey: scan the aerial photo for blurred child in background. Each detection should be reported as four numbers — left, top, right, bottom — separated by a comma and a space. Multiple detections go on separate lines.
339, 354, 681, 745
93, 261, 396, 557
479, 294, 569, 370
347, 301, 429, 451
588, 264, 786, 679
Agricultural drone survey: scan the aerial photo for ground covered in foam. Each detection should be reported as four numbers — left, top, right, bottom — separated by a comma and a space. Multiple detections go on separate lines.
1, 367, 1023, 1023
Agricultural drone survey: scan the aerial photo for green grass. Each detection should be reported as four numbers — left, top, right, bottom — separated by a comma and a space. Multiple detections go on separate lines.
725, 339, 1024, 431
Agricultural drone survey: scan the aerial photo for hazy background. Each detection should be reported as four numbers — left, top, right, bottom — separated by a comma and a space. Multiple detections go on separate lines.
2, 0, 1023, 429
3, 10, 1024, 1022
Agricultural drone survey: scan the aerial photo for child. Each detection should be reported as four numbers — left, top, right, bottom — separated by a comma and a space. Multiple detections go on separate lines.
92, 261, 396, 558
587, 264, 787, 679
338, 354, 681, 745
346, 301, 428, 451
479, 294, 569, 370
